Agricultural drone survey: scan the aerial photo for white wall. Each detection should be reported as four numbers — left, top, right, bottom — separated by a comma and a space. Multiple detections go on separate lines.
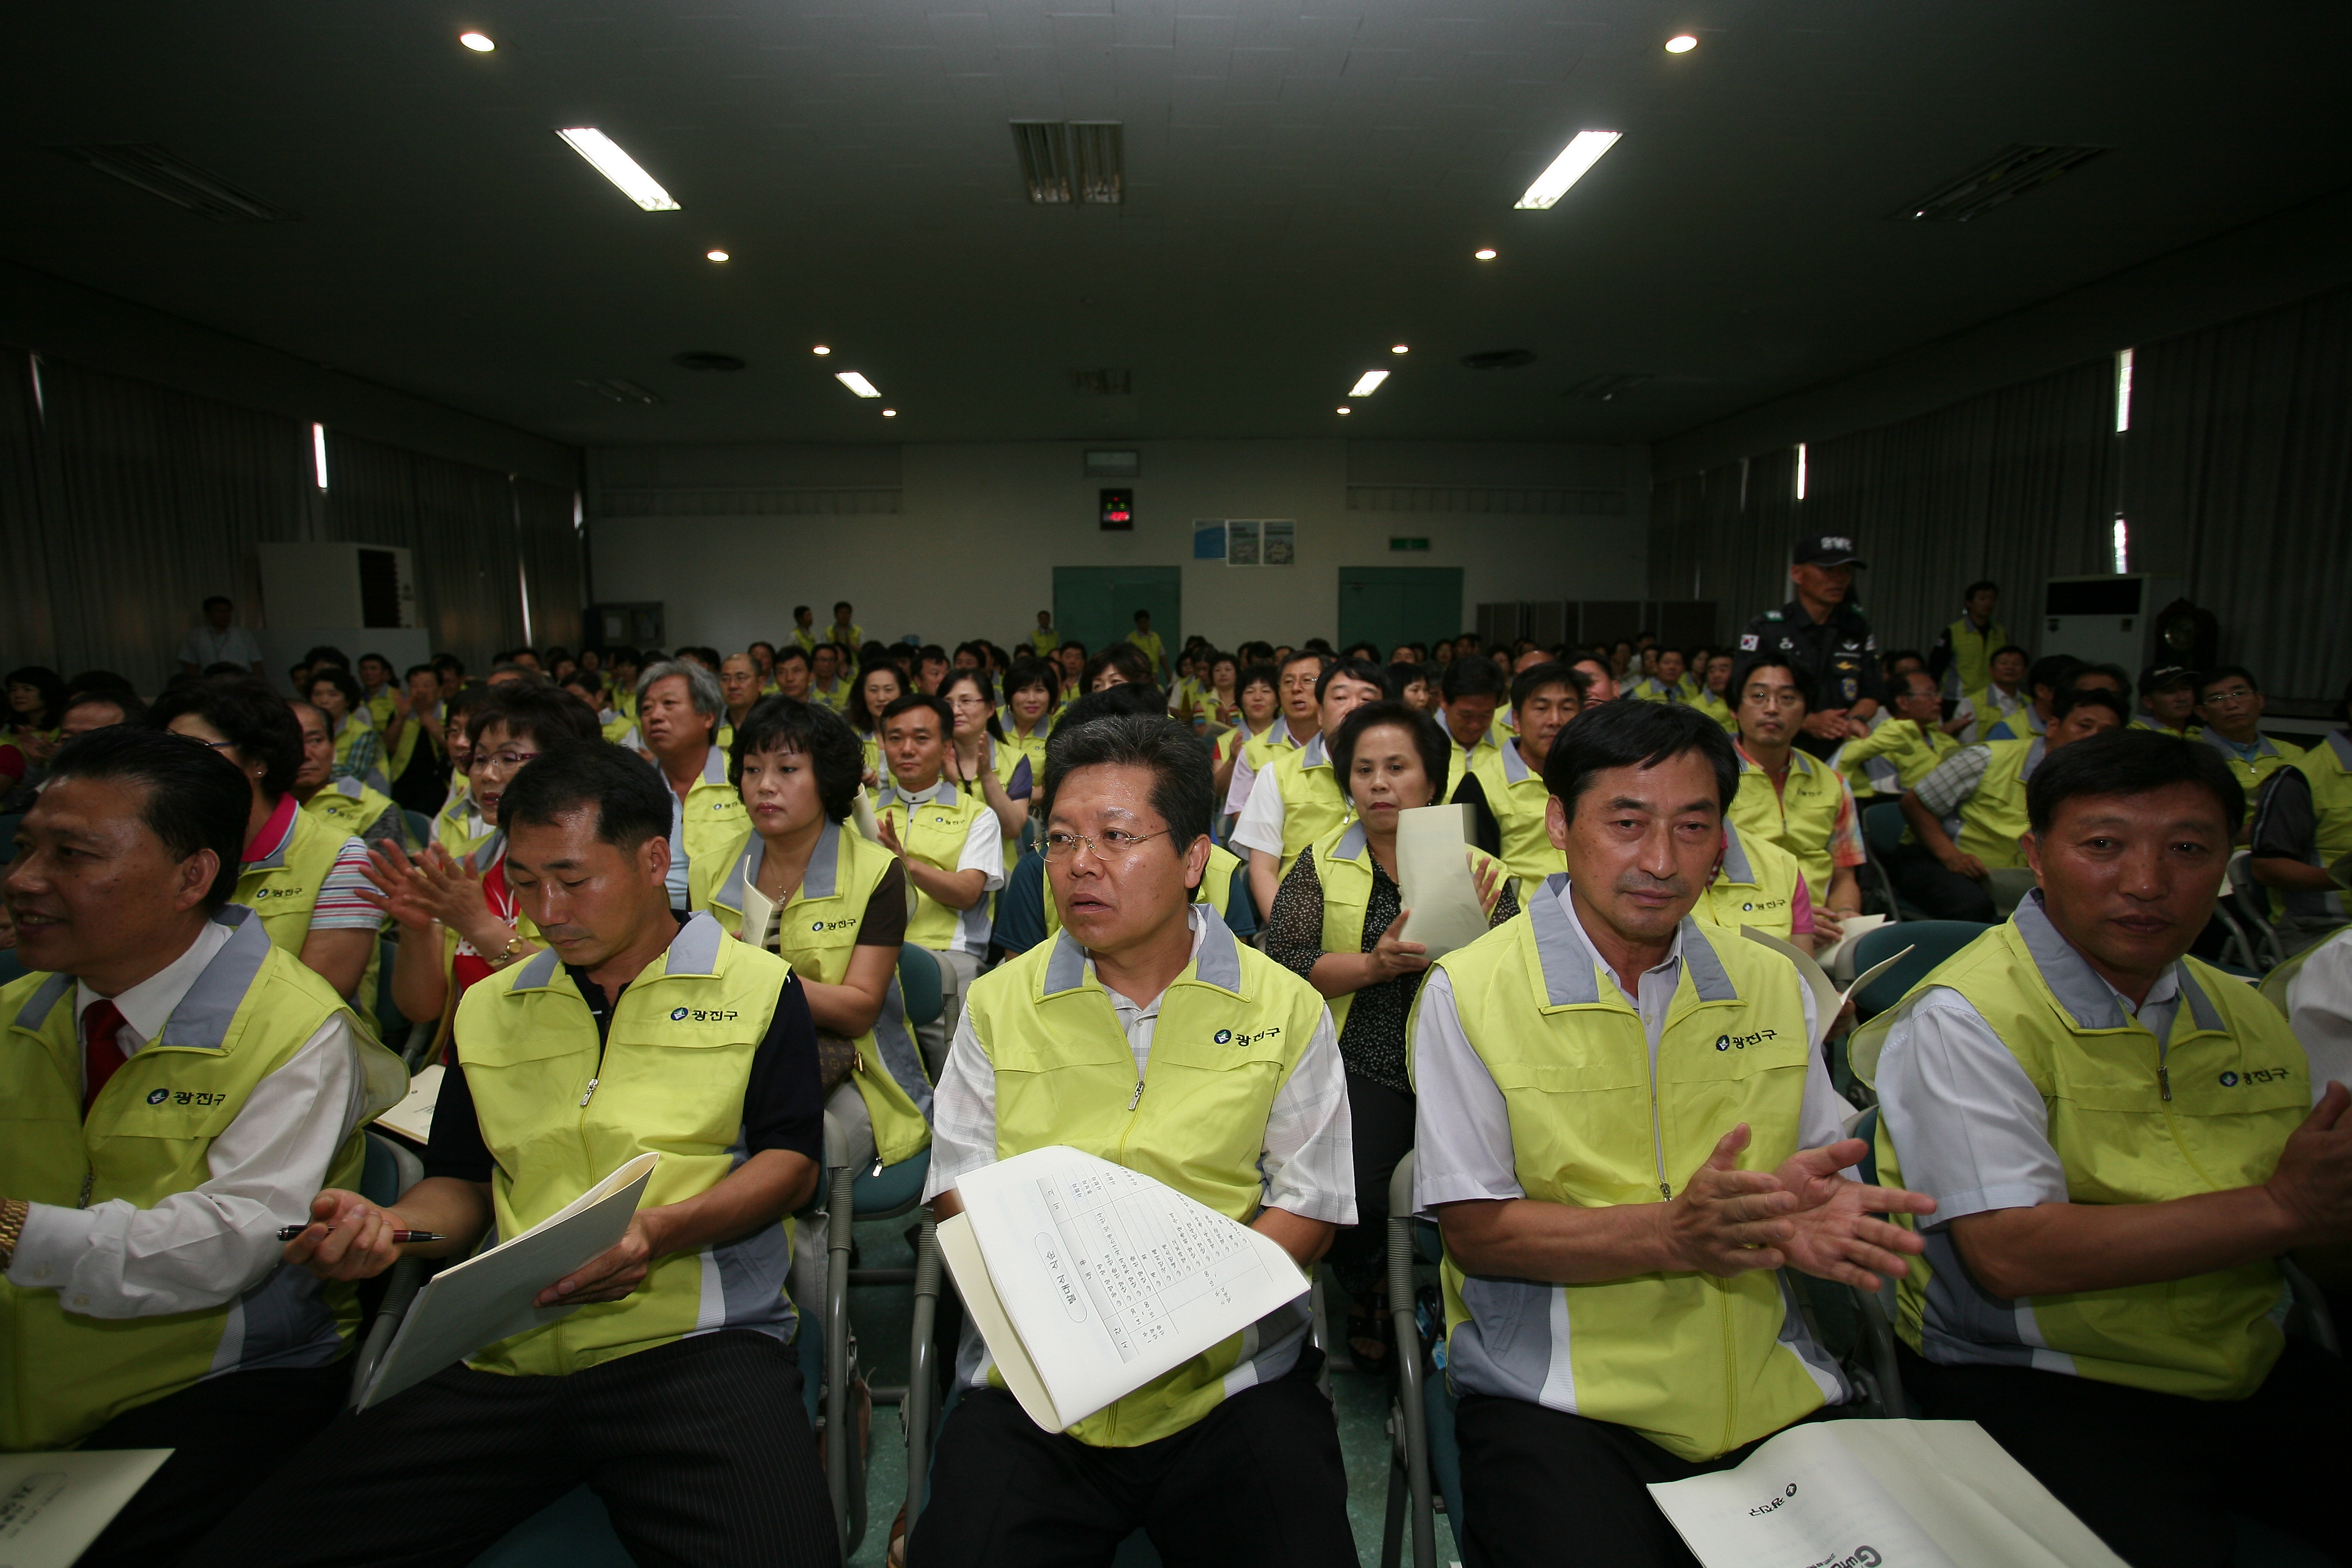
589, 438, 1648, 655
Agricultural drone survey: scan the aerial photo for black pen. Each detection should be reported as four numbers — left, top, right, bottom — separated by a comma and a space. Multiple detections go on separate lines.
278, 1224, 444, 1243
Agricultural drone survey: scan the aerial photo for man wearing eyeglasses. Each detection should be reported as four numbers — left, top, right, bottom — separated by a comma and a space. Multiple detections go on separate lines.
2193, 667, 2301, 794
912, 713, 1356, 1568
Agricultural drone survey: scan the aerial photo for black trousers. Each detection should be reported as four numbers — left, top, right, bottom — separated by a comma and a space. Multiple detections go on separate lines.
74, 1361, 349, 1568
1326, 1070, 1415, 1306
907, 1349, 1356, 1568
183, 1329, 833, 1568
1454, 1394, 1797, 1568
1885, 839, 1997, 921
1899, 1339, 2352, 1568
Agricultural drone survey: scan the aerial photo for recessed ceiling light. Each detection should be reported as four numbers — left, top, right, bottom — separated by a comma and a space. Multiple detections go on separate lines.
1348, 370, 1390, 397
1391, 344, 1410, 354
555, 128, 681, 212
1336, 407, 1352, 415
881, 409, 898, 417
705, 249, 729, 262
836, 372, 881, 398
1516, 131, 1621, 209
459, 31, 495, 52
811, 345, 831, 355
1665, 34, 1697, 53
1474, 248, 1497, 260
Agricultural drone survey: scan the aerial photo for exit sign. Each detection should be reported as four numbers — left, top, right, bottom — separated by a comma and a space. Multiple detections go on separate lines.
1389, 536, 1430, 552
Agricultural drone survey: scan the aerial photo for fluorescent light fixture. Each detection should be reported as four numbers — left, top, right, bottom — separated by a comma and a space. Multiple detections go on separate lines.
705, 249, 729, 262
1474, 247, 1497, 260
1515, 131, 1621, 209
1348, 370, 1389, 397
811, 345, 831, 355
881, 409, 898, 417
556, 128, 681, 211
1391, 344, 1410, 354
459, 31, 495, 52
1665, 34, 1697, 53
2114, 347, 2134, 432
835, 372, 881, 398
1336, 407, 1352, 416
1795, 442, 1808, 501
311, 422, 328, 489
2112, 517, 2129, 573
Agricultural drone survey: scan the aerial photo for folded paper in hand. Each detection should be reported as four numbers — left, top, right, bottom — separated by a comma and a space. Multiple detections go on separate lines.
936, 1145, 1310, 1433
354, 1151, 659, 1410
1739, 927, 1914, 1047
373, 1062, 443, 1144
1393, 803, 1489, 960
0, 1450, 173, 1568
1648, 1418, 2126, 1568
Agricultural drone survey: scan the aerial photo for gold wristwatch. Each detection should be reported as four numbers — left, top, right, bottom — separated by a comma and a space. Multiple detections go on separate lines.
0, 1198, 30, 1271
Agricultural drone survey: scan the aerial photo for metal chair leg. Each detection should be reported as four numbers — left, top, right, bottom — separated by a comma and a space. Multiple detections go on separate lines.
824, 1162, 857, 1555
1387, 1211, 1436, 1568
905, 1209, 942, 1530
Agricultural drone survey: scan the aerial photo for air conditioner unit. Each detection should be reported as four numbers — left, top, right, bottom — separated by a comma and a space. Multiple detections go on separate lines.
2038, 575, 2185, 673
260, 542, 418, 629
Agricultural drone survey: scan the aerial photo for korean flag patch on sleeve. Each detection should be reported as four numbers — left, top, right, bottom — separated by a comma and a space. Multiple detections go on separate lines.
1739, 633, 1760, 652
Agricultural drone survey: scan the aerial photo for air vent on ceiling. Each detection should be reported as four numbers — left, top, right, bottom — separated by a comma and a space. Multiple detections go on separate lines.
1460, 349, 1537, 370
673, 352, 747, 372
1070, 368, 1133, 396
1012, 121, 1123, 205
1562, 372, 1653, 402
575, 377, 662, 404
1893, 143, 2109, 222
53, 143, 297, 222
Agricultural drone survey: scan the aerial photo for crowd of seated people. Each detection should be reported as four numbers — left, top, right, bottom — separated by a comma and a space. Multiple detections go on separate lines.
4, 548, 2349, 1568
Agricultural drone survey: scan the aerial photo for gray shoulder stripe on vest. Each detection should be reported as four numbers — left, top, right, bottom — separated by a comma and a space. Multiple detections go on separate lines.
165, 913, 278, 1051
1679, 919, 1739, 1002
1304, 732, 1328, 768
1334, 821, 1368, 862
2021, 737, 2048, 781
1194, 906, 1243, 991
1042, 928, 1090, 995
870, 974, 935, 1120
1501, 739, 1533, 784
15, 971, 73, 1033
513, 947, 564, 990
2329, 731, 2352, 770
1527, 877, 1600, 1005
803, 819, 841, 899
2178, 965, 2225, 1034
671, 911, 725, 974
702, 745, 729, 786
1718, 818, 1754, 885
470, 830, 506, 874
2013, 895, 2125, 1029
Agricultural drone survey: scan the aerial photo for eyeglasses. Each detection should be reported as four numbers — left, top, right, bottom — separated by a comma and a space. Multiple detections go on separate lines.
478, 750, 541, 771
2202, 687, 2257, 706
184, 736, 237, 752
1741, 687, 1805, 709
1041, 828, 1171, 863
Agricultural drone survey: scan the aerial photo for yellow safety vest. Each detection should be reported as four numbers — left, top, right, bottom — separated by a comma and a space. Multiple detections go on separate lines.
1984, 704, 2048, 742
1262, 732, 1352, 881
877, 778, 993, 955
1242, 722, 1304, 776
1950, 738, 2042, 871
433, 785, 492, 862
454, 914, 799, 1376
1940, 615, 2008, 696
966, 908, 1328, 1446
1415, 884, 1832, 1461
1856, 904, 2308, 1400
329, 708, 383, 789
1728, 747, 1845, 905
1962, 684, 2030, 743
1690, 689, 1738, 733
1310, 820, 1503, 1036
2197, 727, 2303, 796
302, 776, 402, 846
701, 821, 934, 1167
2287, 732, 2352, 897
1836, 718, 1961, 799
0, 908, 405, 1448
1467, 738, 1565, 901
1029, 629, 1060, 655
1695, 819, 1805, 940
239, 802, 360, 957
669, 745, 749, 895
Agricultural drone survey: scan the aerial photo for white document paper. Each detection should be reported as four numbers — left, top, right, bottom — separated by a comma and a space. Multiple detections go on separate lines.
1648, 1419, 2126, 1568
852, 787, 882, 844
736, 872, 779, 951
1812, 913, 1889, 982
940, 1145, 1310, 1433
1740, 927, 1915, 1046
0, 1450, 172, 1568
355, 1151, 660, 1410
1394, 803, 1489, 960
373, 1062, 443, 1144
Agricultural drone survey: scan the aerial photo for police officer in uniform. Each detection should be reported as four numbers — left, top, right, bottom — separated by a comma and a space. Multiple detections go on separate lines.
1737, 535, 1881, 759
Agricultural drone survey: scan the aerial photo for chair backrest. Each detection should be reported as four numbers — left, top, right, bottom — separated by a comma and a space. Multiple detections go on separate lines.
403, 810, 435, 851
374, 933, 408, 1044
0, 944, 25, 989
1852, 920, 1990, 1019
1861, 800, 1907, 859
1852, 1104, 1880, 1186
898, 944, 944, 1027
360, 1130, 422, 1205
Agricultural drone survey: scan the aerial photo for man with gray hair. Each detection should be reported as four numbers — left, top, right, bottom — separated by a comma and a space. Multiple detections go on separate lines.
637, 659, 745, 909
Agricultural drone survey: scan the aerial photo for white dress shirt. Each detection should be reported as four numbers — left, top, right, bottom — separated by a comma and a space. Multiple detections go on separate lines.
2285, 926, 2352, 1106
1413, 879, 1835, 1212
6, 920, 374, 1318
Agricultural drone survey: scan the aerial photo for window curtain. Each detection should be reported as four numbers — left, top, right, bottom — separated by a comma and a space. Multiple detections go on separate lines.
514, 477, 585, 653
2123, 285, 2352, 703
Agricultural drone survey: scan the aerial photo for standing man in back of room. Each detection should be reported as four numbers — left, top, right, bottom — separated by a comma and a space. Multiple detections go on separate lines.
178, 596, 265, 678
826, 601, 863, 650
1030, 611, 1059, 657
1928, 580, 2007, 701
1127, 609, 1167, 685
1738, 535, 1881, 759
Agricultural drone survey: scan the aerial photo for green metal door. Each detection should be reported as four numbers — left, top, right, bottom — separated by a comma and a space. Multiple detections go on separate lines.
1336, 566, 1464, 657
1052, 566, 1183, 675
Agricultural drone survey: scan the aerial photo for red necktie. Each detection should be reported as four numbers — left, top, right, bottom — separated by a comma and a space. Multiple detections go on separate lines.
83, 999, 129, 1116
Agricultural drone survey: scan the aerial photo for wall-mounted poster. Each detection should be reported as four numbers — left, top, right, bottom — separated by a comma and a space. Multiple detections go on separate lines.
1193, 521, 1227, 559
1262, 520, 1295, 565
1226, 520, 1260, 566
